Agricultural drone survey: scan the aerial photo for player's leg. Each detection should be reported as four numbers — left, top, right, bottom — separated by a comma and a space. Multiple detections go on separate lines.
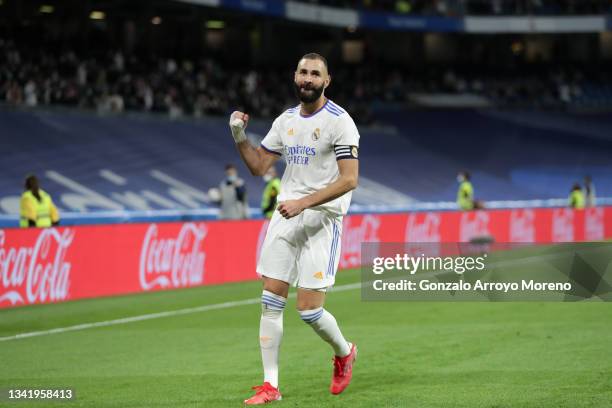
246, 212, 298, 404
295, 210, 357, 394
260, 276, 289, 389
245, 276, 288, 405
296, 288, 351, 357
296, 288, 356, 395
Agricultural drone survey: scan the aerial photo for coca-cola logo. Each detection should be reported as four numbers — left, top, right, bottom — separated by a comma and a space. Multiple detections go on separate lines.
139, 223, 207, 291
404, 212, 442, 256
0, 228, 74, 307
340, 215, 381, 269
552, 208, 574, 242
405, 212, 441, 243
460, 211, 490, 242
585, 207, 604, 241
510, 209, 535, 242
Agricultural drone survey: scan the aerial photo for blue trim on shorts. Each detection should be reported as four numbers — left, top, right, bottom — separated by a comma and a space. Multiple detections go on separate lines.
327, 222, 339, 277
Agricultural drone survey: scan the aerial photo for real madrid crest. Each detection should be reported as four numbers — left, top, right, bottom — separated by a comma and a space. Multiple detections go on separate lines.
311, 128, 320, 141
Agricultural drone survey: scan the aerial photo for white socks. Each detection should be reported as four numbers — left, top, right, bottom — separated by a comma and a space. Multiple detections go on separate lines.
260, 290, 285, 388
299, 307, 351, 357
259, 292, 351, 389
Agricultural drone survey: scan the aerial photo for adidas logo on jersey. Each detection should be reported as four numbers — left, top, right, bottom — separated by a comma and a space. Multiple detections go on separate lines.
313, 271, 323, 280
287, 128, 294, 136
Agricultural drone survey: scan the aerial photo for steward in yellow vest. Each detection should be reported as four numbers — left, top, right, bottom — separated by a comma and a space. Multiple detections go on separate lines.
20, 175, 60, 228
261, 167, 281, 219
568, 183, 585, 209
457, 171, 474, 211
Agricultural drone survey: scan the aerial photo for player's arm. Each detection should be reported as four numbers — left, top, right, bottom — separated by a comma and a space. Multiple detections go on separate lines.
236, 143, 279, 176
229, 111, 279, 176
277, 158, 358, 219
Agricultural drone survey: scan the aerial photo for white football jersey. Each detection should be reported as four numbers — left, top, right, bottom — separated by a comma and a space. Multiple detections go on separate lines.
260, 99, 360, 216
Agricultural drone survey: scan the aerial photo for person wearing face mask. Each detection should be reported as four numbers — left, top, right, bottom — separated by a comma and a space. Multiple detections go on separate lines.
456, 171, 474, 211
261, 166, 281, 219
219, 164, 248, 220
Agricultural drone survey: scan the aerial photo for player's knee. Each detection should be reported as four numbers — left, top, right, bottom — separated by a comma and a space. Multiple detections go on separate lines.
298, 307, 324, 325
262, 277, 289, 298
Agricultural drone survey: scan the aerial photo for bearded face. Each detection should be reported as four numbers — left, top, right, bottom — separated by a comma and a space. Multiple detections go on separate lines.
293, 58, 329, 104
293, 81, 325, 103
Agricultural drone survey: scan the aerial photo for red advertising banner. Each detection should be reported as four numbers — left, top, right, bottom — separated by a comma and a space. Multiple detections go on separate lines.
1, 207, 611, 309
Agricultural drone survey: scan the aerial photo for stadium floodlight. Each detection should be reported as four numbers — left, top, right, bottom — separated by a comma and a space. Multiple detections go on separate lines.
151, 16, 162, 25
39, 5, 54, 14
89, 11, 105, 20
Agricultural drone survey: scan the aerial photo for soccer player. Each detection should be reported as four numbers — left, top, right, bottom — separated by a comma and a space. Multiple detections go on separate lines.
228, 53, 360, 405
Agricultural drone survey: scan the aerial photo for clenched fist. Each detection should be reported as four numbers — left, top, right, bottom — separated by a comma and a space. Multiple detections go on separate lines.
229, 111, 250, 143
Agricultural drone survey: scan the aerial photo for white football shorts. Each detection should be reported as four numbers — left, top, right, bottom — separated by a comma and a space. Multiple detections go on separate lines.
256, 209, 343, 290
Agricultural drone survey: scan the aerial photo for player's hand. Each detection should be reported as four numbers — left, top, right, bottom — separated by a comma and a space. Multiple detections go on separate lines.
277, 200, 305, 219
229, 111, 249, 143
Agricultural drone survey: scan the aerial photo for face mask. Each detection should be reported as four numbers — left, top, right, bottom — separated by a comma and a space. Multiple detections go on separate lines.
227, 175, 237, 182
457, 175, 464, 183
263, 174, 273, 183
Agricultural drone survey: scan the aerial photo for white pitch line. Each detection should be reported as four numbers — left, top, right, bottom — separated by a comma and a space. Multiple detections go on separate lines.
0, 282, 362, 342
0, 250, 566, 343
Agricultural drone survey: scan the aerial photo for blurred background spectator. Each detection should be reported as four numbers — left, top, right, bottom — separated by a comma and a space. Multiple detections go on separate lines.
584, 175, 596, 207
218, 164, 248, 220
568, 182, 585, 208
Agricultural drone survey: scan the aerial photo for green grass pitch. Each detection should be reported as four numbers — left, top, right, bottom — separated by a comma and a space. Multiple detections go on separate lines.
1, 268, 611, 407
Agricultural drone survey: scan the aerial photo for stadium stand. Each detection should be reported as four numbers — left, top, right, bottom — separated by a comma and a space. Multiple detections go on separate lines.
287, 0, 612, 15
3, 40, 612, 123
0, 106, 610, 224
1, 0, 611, 225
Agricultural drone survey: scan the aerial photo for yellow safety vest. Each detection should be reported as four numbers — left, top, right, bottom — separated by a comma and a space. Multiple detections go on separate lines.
569, 190, 585, 209
20, 190, 59, 228
457, 181, 474, 210
261, 178, 281, 219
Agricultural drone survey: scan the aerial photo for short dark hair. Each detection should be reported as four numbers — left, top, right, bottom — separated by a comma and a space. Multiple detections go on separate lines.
459, 171, 471, 180
225, 164, 236, 171
24, 174, 39, 191
301, 52, 328, 72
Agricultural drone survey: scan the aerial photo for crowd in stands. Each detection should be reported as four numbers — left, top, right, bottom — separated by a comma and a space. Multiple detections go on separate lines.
298, 0, 612, 15
1, 39, 610, 124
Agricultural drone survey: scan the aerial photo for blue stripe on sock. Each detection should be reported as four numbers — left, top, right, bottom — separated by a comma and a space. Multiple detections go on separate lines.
262, 297, 286, 307
262, 294, 286, 303
300, 308, 322, 317
262, 296, 286, 308
301, 310, 324, 323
